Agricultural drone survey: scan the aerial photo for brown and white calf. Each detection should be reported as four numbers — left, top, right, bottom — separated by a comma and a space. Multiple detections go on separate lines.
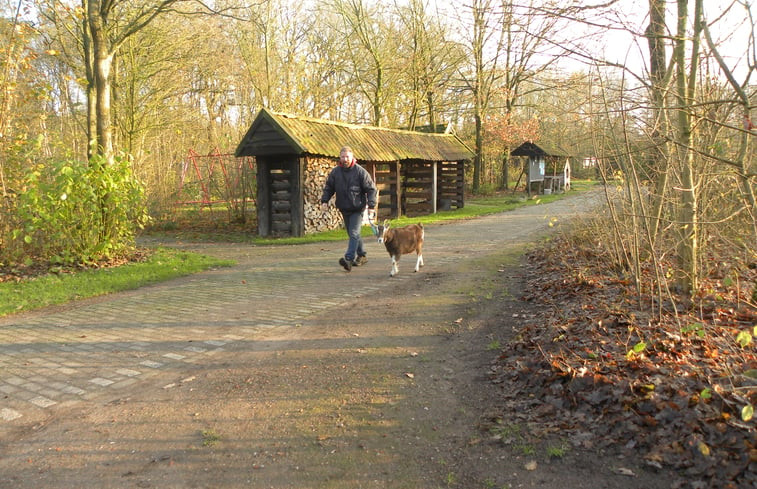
376, 220, 424, 277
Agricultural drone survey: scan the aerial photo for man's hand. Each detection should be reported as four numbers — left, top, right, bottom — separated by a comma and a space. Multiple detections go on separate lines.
367, 208, 376, 220
321, 202, 329, 213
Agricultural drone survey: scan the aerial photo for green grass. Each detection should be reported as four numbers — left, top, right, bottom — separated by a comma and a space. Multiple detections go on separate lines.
1, 180, 598, 317
247, 180, 598, 246
0, 247, 234, 317
201, 429, 222, 447
546, 441, 569, 458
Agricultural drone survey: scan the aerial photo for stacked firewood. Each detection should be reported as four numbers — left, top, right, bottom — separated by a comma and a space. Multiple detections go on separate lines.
304, 157, 342, 233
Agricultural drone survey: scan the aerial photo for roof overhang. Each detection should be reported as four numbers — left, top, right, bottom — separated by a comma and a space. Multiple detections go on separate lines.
236, 108, 475, 162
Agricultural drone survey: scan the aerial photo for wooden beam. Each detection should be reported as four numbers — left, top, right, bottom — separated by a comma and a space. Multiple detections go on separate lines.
432, 161, 438, 213
291, 157, 305, 237
395, 161, 402, 218
257, 159, 271, 236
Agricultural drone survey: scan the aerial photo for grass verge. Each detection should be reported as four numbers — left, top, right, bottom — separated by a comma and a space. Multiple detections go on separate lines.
249, 180, 597, 245
2, 181, 597, 317
0, 247, 234, 317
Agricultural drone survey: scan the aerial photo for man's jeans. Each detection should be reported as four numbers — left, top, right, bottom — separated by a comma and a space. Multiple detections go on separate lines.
341, 211, 365, 262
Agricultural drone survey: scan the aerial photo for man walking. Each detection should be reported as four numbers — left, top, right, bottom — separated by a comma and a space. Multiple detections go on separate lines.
321, 146, 377, 272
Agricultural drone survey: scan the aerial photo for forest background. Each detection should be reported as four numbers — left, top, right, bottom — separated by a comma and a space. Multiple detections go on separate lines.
0, 0, 754, 297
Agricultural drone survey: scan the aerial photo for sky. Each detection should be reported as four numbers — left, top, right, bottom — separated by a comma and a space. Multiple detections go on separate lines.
430, 0, 755, 82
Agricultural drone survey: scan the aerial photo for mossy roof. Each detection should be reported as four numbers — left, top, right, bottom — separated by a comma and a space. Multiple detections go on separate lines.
235, 108, 474, 162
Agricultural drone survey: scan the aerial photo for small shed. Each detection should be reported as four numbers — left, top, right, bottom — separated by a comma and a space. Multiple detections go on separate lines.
510, 141, 571, 196
235, 108, 474, 237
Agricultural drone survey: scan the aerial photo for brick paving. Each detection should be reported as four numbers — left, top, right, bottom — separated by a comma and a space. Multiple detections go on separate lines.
0, 191, 601, 430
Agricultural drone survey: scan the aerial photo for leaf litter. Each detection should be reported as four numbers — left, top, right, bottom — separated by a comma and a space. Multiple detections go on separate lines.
489, 235, 756, 489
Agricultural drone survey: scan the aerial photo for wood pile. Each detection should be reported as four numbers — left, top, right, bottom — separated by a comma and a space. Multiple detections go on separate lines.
269, 169, 293, 235
304, 156, 342, 233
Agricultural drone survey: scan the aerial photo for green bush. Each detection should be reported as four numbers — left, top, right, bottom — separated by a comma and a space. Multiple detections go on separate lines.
13, 154, 149, 265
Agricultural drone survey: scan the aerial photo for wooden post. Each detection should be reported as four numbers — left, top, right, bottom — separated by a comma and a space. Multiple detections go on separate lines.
527, 156, 533, 197
257, 158, 271, 236
432, 161, 438, 213
459, 160, 466, 208
396, 161, 403, 218
291, 157, 305, 237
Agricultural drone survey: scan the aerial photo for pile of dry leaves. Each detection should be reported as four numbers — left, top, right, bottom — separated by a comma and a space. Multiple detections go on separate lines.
0, 250, 149, 283
490, 236, 756, 488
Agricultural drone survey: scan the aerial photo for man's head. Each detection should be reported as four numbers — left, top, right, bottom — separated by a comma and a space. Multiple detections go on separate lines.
339, 146, 355, 168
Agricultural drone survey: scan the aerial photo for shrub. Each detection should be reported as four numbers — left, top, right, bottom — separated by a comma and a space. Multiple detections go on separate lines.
12, 154, 149, 266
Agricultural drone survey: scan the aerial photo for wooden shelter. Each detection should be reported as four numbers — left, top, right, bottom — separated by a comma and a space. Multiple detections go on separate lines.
235, 108, 474, 237
510, 141, 571, 196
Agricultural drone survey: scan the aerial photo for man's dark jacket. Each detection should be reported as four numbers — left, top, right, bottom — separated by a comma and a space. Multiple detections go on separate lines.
321, 164, 377, 213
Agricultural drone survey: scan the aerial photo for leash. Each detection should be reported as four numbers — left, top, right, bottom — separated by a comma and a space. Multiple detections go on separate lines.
368, 189, 380, 237
367, 209, 379, 237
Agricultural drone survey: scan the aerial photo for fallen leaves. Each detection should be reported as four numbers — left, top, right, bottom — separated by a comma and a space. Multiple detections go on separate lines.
489, 236, 756, 488
0, 249, 150, 282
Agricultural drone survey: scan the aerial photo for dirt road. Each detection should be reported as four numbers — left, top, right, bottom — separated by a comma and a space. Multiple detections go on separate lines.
0, 190, 675, 488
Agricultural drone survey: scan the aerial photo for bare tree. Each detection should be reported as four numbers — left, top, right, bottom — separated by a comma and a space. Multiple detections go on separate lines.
300, 11, 352, 119
395, 0, 465, 130
454, 0, 565, 193
562, 0, 756, 296
496, 0, 564, 189
84, 0, 195, 164
701, 2, 757, 240
644, 0, 671, 244
455, 0, 506, 193
326, 0, 401, 126
234, 0, 315, 115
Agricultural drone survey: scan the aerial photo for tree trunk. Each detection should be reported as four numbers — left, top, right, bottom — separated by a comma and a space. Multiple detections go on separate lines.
645, 0, 669, 245
673, 0, 701, 294
87, 0, 114, 165
81, 0, 96, 159
470, 0, 486, 194
373, 64, 383, 126
426, 88, 436, 129
473, 112, 482, 194
502, 149, 510, 190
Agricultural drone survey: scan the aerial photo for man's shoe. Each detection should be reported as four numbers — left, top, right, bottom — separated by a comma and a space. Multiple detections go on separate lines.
353, 255, 368, 266
339, 257, 352, 272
